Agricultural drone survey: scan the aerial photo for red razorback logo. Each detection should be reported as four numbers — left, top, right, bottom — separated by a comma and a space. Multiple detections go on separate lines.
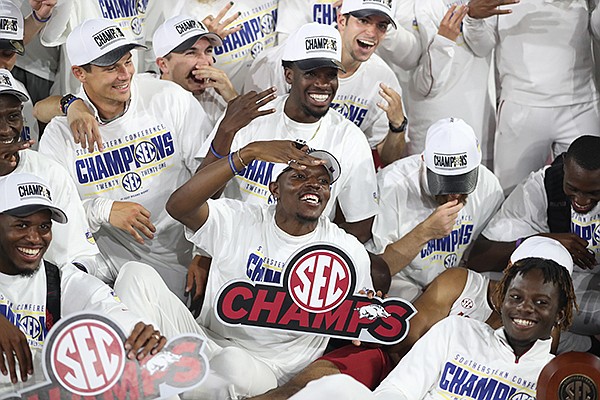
1, 312, 209, 400
216, 244, 416, 345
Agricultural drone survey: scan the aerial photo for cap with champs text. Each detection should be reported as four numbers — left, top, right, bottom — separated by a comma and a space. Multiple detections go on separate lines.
282, 23, 345, 72
510, 236, 574, 276
0, 173, 67, 223
341, 0, 397, 29
66, 18, 147, 67
0, 68, 28, 102
271, 148, 341, 184
153, 14, 223, 58
0, 0, 24, 55
423, 117, 481, 196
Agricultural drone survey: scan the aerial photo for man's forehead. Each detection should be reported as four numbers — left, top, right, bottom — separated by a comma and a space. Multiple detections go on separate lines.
0, 93, 22, 106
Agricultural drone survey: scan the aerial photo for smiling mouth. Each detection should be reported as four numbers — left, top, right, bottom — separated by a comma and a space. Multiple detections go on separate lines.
0, 136, 17, 145
571, 199, 594, 213
17, 247, 41, 258
512, 318, 536, 328
300, 193, 321, 205
308, 93, 329, 103
357, 38, 375, 49
113, 82, 129, 91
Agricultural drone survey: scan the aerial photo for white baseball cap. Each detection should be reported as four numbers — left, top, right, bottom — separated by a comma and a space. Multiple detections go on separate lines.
341, 0, 397, 29
271, 148, 342, 184
282, 23, 344, 72
0, 68, 28, 102
153, 15, 223, 59
423, 117, 482, 195
510, 236, 574, 276
0, 173, 67, 223
0, 0, 23, 55
66, 18, 147, 67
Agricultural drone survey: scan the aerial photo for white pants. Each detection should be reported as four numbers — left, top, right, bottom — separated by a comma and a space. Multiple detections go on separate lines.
494, 99, 600, 194
114, 262, 277, 399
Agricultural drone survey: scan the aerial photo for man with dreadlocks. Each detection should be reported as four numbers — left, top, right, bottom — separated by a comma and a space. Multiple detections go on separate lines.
285, 236, 577, 399
469, 134, 600, 347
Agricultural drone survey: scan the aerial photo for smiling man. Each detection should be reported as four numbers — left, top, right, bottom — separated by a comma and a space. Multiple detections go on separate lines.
205, 22, 378, 245
0, 173, 166, 390
245, 0, 406, 167
162, 140, 373, 398
469, 134, 600, 341
38, 18, 214, 301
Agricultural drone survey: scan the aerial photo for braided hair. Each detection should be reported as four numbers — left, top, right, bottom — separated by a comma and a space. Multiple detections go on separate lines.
493, 257, 577, 331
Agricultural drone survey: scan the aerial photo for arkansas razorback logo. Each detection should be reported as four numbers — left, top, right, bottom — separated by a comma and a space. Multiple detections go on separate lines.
1, 312, 209, 400
216, 244, 416, 345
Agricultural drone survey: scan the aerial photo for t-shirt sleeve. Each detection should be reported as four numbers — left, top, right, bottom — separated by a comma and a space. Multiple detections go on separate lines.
482, 169, 550, 241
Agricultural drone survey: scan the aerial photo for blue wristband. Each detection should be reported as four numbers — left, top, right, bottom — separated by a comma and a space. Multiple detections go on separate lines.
32, 10, 51, 23
228, 152, 242, 175
210, 142, 226, 159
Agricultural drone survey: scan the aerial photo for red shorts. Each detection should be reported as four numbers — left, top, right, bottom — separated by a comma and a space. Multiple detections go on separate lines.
319, 345, 393, 390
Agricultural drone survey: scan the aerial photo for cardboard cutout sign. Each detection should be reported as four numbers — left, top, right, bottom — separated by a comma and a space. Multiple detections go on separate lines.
1, 312, 209, 400
216, 244, 417, 345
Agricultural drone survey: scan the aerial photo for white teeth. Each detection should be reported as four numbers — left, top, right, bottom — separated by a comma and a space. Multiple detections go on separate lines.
358, 39, 375, 46
1, 139, 13, 144
18, 247, 40, 256
309, 94, 329, 102
513, 318, 534, 327
114, 84, 128, 89
301, 194, 319, 204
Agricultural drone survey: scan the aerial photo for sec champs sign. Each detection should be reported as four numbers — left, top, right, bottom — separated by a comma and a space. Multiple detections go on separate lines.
1, 312, 209, 400
216, 244, 417, 345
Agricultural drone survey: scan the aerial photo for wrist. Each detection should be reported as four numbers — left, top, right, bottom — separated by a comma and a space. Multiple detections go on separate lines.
389, 116, 408, 133
60, 94, 82, 115
31, 10, 51, 23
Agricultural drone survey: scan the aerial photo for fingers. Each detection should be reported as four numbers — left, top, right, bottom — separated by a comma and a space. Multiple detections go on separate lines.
212, 1, 234, 23
125, 323, 166, 360
14, 340, 32, 383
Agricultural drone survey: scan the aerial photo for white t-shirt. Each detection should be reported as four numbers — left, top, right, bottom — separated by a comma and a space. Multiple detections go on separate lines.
450, 269, 493, 322
367, 155, 504, 288
463, 0, 600, 106
276, 0, 339, 39
199, 95, 379, 222
405, 0, 495, 156
186, 199, 373, 383
374, 316, 552, 399
12, 150, 112, 280
185, 0, 279, 93
38, 74, 213, 299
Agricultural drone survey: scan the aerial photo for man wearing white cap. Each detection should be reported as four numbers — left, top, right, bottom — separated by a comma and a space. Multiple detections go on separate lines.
204, 22, 378, 245
0, 68, 112, 281
113, 140, 373, 398
367, 117, 503, 300
245, 0, 406, 167
38, 18, 213, 301
287, 235, 577, 399
0, 172, 166, 389
153, 14, 236, 125
470, 135, 600, 341
0, 0, 44, 149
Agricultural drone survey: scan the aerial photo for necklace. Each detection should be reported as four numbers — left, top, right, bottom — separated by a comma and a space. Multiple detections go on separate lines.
282, 113, 323, 145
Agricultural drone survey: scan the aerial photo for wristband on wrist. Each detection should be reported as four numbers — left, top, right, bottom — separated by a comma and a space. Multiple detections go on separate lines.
515, 238, 524, 248
32, 10, 51, 23
210, 142, 226, 159
389, 116, 408, 133
60, 94, 81, 115
228, 152, 242, 175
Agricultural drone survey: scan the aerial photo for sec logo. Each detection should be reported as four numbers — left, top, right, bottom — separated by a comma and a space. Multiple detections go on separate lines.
287, 245, 354, 313
50, 319, 125, 396
444, 253, 458, 268
135, 141, 157, 164
251, 42, 264, 59
122, 172, 142, 192
260, 14, 275, 35
460, 297, 474, 310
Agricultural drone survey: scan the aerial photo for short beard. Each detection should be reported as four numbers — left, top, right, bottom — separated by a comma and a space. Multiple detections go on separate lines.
17, 263, 41, 278
295, 212, 320, 223
301, 102, 329, 120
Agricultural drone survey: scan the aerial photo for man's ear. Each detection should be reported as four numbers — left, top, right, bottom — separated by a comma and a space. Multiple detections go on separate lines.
555, 309, 566, 327
269, 181, 280, 201
284, 66, 294, 85
337, 12, 347, 32
71, 66, 87, 83
156, 57, 169, 75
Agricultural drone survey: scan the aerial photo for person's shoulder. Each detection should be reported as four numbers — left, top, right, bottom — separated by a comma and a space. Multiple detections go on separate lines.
378, 155, 421, 185
19, 149, 71, 172
362, 53, 397, 75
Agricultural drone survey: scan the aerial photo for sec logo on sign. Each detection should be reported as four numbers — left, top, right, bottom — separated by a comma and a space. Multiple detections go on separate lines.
287, 245, 354, 313
50, 319, 126, 396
